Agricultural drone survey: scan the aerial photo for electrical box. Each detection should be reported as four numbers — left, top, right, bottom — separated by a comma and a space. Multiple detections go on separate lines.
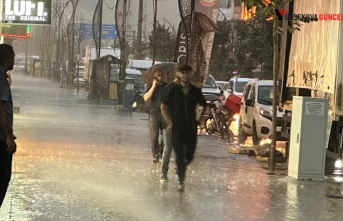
288, 96, 328, 181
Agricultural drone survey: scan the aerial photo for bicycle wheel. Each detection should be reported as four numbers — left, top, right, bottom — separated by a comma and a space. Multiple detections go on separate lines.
219, 115, 229, 140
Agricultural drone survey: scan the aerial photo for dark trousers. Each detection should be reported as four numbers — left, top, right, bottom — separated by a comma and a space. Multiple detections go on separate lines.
0, 141, 12, 208
172, 124, 197, 183
149, 109, 164, 158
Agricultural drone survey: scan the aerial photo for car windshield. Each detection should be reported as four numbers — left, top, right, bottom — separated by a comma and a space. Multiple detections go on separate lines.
217, 82, 229, 90
235, 82, 248, 93
203, 76, 217, 88
258, 85, 273, 105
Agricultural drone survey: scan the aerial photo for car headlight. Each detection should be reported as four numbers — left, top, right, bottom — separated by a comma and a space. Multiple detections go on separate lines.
259, 108, 272, 118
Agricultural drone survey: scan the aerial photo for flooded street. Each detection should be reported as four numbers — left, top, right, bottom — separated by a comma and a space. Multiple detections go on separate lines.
1, 71, 343, 221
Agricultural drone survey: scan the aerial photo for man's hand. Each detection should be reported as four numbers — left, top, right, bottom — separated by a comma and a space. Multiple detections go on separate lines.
6, 136, 16, 154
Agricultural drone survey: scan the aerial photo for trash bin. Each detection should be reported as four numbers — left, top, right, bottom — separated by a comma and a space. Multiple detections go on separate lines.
124, 77, 135, 112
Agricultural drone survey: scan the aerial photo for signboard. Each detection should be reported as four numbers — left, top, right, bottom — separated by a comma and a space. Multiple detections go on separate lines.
80, 23, 118, 40
1, 24, 30, 38
3, 0, 52, 25
305, 101, 325, 116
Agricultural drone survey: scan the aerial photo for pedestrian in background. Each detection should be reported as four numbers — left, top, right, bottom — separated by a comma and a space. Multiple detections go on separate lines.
143, 70, 168, 163
0, 44, 17, 207
161, 64, 206, 192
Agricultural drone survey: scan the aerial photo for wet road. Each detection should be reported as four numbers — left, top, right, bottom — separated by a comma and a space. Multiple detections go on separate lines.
1, 71, 343, 221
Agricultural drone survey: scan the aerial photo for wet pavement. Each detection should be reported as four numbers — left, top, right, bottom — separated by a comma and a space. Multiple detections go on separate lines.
1, 71, 343, 221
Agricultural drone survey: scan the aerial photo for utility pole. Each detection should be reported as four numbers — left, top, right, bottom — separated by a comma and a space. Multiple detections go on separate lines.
118, 0, 127, 105
137, 0, 143, 58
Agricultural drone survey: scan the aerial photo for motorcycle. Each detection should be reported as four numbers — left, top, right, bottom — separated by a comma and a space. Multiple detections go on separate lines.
201, 95, 229, 141
199, 94, 242, 144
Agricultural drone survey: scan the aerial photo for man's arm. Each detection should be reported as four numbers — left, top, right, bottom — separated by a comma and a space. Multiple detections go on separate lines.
196, 89, 207, 122
161, 103, 172, 129
0, 101, 16, 154
0, 101, 12, 138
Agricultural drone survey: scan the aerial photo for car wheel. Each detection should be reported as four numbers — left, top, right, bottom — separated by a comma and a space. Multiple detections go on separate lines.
252, 121, 262, 145
238, 118, 247, 144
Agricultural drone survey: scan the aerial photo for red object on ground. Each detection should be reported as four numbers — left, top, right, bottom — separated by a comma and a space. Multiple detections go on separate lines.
225, 94, 242, 114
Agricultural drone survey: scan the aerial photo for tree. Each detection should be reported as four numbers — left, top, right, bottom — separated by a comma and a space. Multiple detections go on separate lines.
235, 11, 273, 79
240, 0, 288, 171
131, 39, 148, 60
209, 20, 236, 81
148, 23, 176, 62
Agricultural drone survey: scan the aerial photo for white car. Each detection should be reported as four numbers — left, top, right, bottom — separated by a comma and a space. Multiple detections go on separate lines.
73, 66, 85, 87
238, 80, 285, 145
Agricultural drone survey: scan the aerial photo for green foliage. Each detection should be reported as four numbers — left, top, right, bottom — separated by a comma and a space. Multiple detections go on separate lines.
237, 17, 273, 78
209, 20, 236, 81
130, 40, 148, 60
148, 23, 176, 62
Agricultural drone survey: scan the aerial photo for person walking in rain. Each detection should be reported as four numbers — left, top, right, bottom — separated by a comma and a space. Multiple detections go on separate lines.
161, 64, 206, 192
143, 70, 168, 163
0, 44, 17, 207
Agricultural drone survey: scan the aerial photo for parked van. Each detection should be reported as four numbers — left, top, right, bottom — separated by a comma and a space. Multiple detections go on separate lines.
228, 77, 258, 97
223, 77, 257, 116
238, 80, 285, 145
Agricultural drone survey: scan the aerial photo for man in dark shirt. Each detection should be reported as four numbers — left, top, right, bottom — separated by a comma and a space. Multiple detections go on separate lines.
161, 64, 206, 192
0, 44, 16, 207
143, 70, 168, 163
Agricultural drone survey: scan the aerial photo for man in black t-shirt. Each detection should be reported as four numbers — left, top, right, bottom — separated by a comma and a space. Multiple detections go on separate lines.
0, 44, 16, 207
143, 70, 168, 163
161, 64, 206, 192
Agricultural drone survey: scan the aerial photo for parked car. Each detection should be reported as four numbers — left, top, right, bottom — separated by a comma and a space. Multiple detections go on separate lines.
216, 81, 230, 98
238, 80, 285, 145
16, 61, 26, 70
73, 66, 85, 87
202, 75, 223, 99
125, 69, 147, 111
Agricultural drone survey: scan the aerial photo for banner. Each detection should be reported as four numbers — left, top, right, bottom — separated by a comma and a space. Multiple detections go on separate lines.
286, 0, 340, 94
174, 0, 218, 88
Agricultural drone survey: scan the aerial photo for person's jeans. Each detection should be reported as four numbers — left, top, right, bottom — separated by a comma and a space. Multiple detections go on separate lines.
0, 141, 13, 208
161, 128, 173, 175
149, 109, 163, 158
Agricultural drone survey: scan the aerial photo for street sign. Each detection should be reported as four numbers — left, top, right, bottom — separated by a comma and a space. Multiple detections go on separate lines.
80, 23, 117, 40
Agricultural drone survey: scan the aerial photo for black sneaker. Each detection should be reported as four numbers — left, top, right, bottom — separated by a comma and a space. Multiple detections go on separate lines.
160, 174, 168, 182
177, 182, 185, 192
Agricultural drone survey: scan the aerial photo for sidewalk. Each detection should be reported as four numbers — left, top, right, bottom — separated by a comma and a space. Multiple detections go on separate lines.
1, 71, 343, 221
